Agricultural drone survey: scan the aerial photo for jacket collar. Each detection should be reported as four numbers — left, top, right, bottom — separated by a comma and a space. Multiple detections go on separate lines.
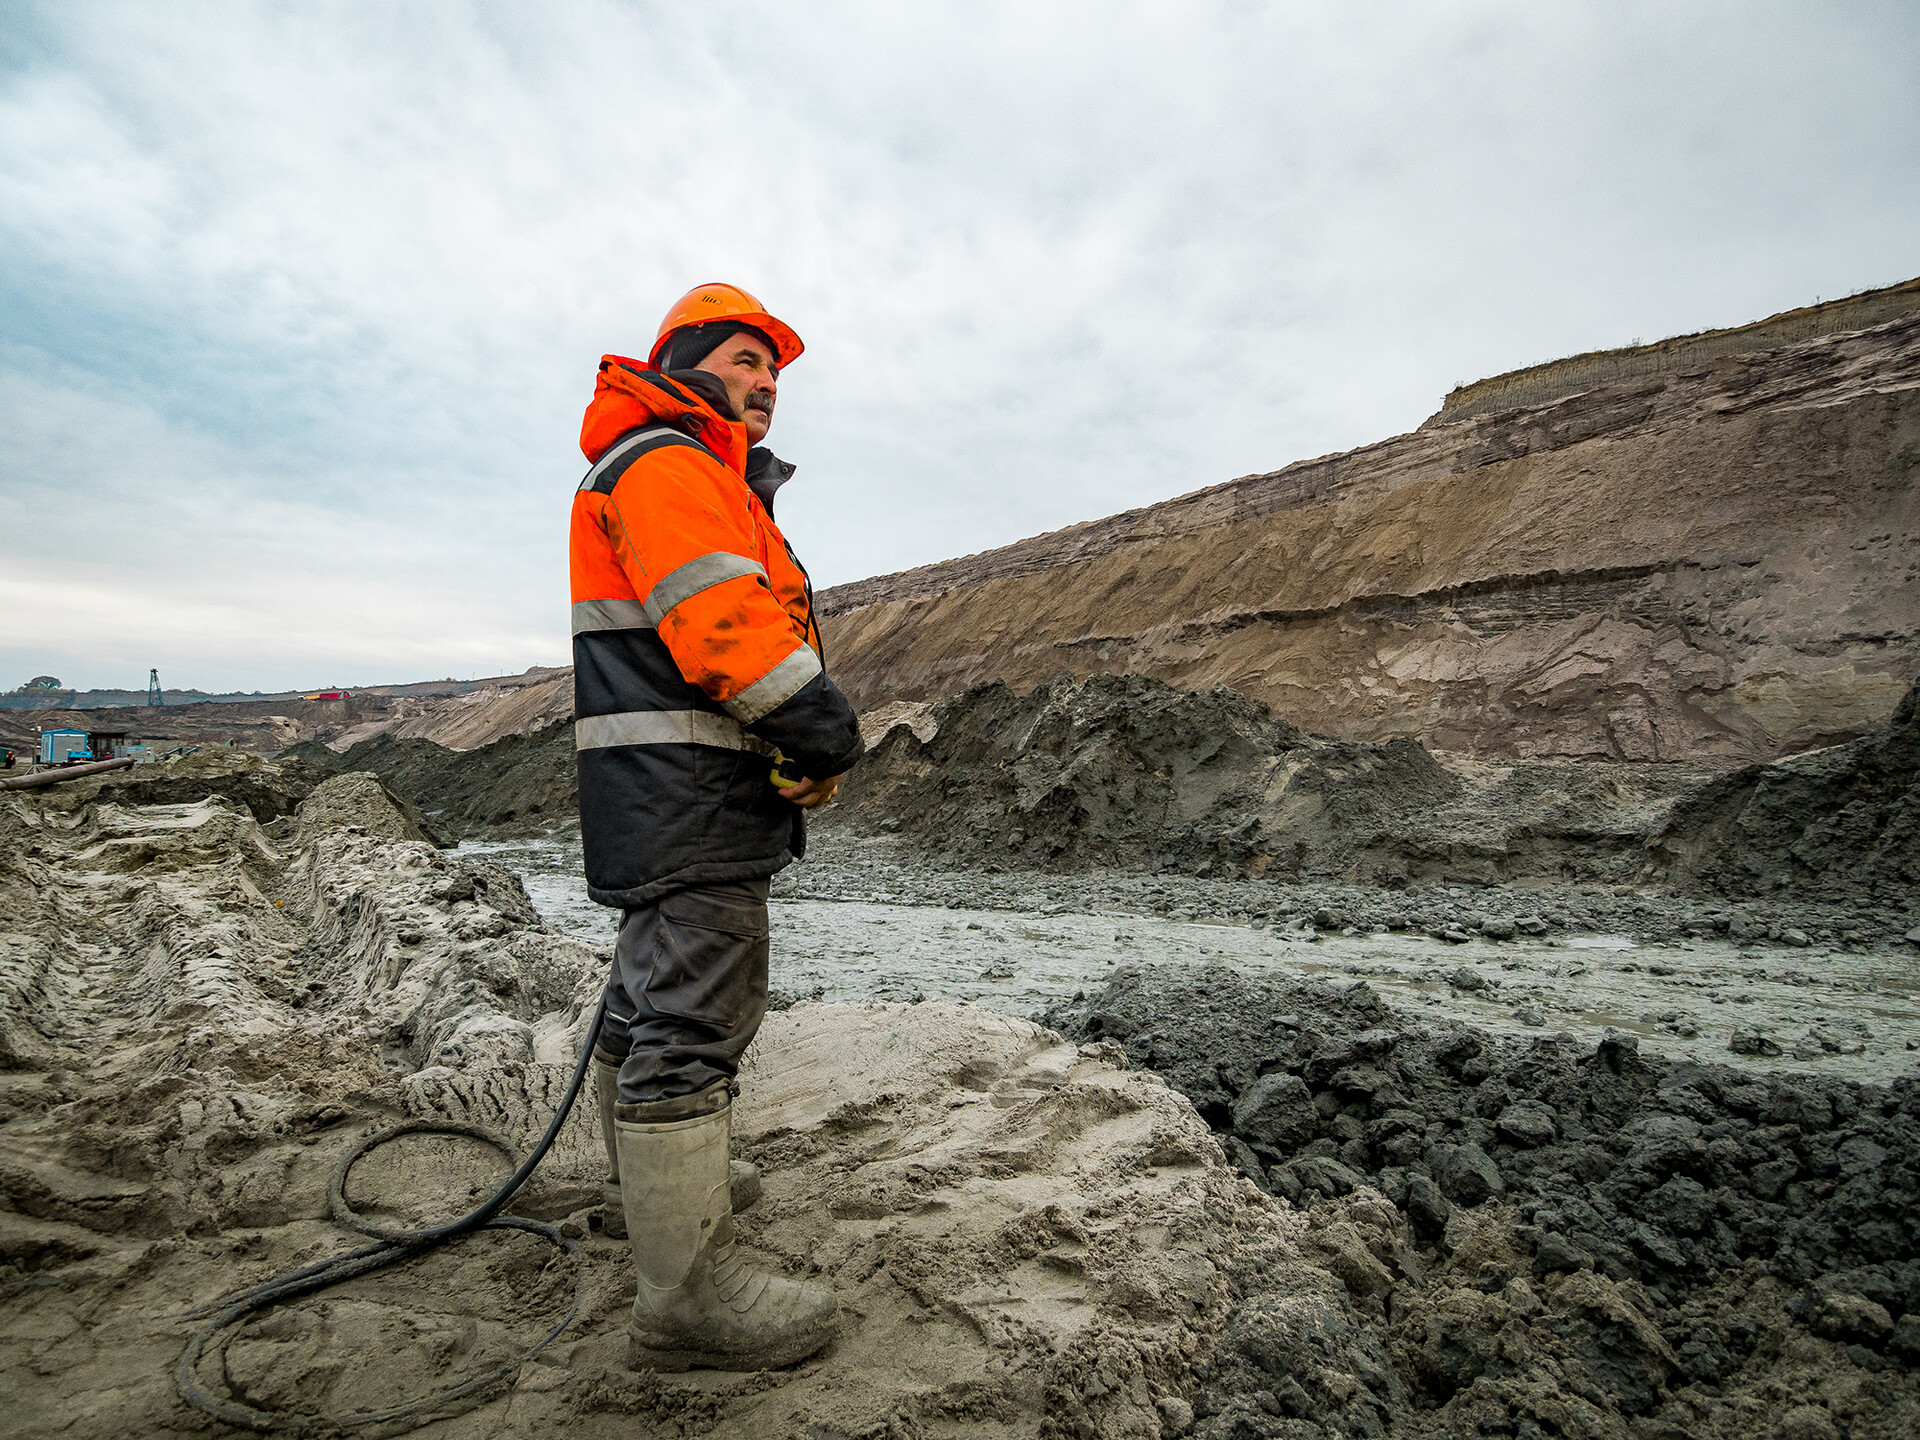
744, 447, 796, 517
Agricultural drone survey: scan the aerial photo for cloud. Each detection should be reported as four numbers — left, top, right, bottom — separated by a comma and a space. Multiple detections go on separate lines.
3, 0, 1916, 691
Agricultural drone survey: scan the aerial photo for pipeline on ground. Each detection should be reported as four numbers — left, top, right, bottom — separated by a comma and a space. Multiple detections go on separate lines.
0, 756, 137, 791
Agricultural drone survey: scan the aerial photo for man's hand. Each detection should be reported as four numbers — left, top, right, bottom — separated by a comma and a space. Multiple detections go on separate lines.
777, 772, 844, 809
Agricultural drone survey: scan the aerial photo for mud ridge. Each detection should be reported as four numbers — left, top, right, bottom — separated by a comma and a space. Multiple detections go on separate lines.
821, 673, 1920, 912
1646, 681, 1919, 901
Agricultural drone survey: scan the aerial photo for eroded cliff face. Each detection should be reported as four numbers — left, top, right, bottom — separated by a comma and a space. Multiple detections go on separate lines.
820, 314, 1920, 762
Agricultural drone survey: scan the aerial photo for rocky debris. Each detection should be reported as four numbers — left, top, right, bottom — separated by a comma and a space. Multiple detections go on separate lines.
819, 309, 1920, 765
1041, 963, 1920, 1434
789, 826, 1920, 955
1646, 681, 1920, 901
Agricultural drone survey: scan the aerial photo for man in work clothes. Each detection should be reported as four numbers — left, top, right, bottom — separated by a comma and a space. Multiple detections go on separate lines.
571, 283, 863, 1371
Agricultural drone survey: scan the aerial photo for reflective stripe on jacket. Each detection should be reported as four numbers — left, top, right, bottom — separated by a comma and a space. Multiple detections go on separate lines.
570, 356, 863, 908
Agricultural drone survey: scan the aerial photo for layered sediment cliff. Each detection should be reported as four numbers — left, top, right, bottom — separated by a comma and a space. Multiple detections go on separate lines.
820, 307, 1920, 762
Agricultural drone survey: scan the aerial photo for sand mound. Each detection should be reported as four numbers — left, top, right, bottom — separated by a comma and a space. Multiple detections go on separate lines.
1, 774, 1342, 1438
293, 770, 439, 845
289, 720, 576, 838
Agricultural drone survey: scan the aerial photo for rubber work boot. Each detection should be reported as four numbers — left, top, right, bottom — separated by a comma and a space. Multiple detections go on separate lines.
616, 1085, 836, 1371
594, 1058, 628, 1239
596, 1059, 761, 1237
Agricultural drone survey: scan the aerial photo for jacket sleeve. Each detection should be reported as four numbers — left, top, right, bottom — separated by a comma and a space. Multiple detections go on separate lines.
603, 449, 863, 777
750, 670, 864, 779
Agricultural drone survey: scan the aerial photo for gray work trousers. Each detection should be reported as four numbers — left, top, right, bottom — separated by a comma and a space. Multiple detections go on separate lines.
595, 878, 771, 1110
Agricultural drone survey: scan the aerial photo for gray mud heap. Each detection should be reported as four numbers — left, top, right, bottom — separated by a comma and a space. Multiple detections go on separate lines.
1042, 965, 1920, 1438
826, 673, 1920, 902
283, 718, 576, 838
1649, 681, 1920, 901
827, 673, 1707, 886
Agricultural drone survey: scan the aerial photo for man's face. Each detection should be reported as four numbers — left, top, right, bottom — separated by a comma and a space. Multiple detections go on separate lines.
695, 331, 779, 444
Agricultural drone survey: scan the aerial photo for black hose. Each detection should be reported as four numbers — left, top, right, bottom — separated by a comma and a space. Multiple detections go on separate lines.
174, 996, 608, 1431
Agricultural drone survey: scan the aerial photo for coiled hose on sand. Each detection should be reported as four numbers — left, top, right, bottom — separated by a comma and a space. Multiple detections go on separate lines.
174, 997, 608, 1431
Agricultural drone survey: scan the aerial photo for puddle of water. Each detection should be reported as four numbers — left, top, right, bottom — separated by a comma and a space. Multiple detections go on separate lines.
464, 834, 1920, 1086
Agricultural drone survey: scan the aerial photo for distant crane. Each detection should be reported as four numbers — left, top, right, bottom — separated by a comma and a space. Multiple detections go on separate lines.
147, 669, 163, 706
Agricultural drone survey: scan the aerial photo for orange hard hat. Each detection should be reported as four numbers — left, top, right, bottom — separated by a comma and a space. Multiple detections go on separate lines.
650, 282, 804, 368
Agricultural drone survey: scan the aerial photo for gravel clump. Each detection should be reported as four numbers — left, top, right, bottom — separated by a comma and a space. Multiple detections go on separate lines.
1039, 962, 1920, 1436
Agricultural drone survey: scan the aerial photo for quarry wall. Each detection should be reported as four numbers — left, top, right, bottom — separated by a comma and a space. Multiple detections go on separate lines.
1435, 277, 1920, 420
818, 310, 1920, 763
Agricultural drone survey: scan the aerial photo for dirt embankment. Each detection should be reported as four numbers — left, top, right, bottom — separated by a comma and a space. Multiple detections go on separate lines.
819, 308, 1920, 764
322, 668, 573, 753
820, 673, 1920, 902
1436, 276, 1920, 419
1041, 964, 1920, 1439
1645, 680, 1919, 901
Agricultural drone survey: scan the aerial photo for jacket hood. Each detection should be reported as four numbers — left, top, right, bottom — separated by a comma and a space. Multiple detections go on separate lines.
579, 356, 750, 474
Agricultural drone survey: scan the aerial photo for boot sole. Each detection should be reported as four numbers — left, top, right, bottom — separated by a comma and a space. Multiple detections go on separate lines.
627, 1317, 835, 1373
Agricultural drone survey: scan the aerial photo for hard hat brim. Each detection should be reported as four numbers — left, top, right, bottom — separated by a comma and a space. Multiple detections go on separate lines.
650, 284, 806, 369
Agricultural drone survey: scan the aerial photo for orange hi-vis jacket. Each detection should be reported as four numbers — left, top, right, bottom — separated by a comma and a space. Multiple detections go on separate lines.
570, 357, 863, 907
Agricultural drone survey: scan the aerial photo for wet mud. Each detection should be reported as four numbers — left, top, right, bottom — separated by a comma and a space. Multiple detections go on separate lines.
473, 829, 1920, 1083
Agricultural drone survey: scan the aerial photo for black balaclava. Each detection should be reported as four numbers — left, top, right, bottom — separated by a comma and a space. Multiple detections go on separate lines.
658, 321, 778, 376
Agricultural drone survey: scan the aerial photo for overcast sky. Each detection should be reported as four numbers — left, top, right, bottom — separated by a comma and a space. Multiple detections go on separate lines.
3, 2, 1915, 694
